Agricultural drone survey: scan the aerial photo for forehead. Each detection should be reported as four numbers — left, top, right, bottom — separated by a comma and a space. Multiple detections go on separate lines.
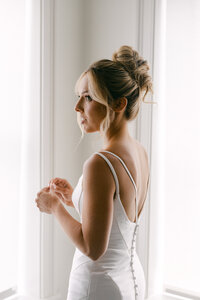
78, 74, 88, 94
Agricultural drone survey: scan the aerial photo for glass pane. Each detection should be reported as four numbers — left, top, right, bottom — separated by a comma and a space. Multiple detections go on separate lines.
0, 0, 25, 293
164, 0, 200, 295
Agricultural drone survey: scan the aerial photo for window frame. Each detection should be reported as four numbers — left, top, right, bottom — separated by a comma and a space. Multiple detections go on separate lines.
138, 1, 200, 299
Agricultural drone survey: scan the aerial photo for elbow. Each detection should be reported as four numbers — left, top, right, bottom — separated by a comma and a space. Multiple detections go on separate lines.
86, 248, 106, 261
88, 253, 103, 261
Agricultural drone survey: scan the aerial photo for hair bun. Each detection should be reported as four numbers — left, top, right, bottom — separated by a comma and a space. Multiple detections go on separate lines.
112, 45, 152, 92
112, 45, 137, 65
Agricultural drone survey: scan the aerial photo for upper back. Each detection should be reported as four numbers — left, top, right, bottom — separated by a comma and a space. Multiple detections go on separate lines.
98, 138, 150, 223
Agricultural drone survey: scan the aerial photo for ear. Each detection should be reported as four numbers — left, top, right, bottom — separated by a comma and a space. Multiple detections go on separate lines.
113, 97, 127, 112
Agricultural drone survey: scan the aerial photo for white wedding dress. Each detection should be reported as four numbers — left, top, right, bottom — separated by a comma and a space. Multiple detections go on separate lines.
66, 151, 146, 300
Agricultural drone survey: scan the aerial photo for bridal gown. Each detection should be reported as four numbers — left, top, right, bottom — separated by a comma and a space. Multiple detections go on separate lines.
66, 150, 146, 300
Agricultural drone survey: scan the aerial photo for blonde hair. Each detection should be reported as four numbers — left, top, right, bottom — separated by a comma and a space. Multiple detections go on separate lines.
74, 45, 155, 145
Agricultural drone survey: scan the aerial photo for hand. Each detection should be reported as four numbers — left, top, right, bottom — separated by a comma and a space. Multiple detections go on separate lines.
35, 186, 60, 214
49, 177, 74, 207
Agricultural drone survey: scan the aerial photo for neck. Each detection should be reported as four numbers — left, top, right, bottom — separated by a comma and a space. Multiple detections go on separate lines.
102, 118, 132, 149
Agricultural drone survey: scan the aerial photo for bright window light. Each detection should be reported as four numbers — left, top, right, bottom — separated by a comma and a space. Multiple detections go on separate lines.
164, 0, 200, 297
0, 0, 25, 295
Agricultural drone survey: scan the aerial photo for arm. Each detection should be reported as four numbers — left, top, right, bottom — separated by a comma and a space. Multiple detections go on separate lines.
52, 154, 115, 261
52, 201, 86, 254
81, 154, 116, 260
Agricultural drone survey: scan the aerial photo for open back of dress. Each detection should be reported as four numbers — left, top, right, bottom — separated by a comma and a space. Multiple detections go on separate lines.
67, 151, 146, 300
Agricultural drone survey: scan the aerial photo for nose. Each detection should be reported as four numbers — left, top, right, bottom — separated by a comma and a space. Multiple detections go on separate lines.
74, 97, 84, 112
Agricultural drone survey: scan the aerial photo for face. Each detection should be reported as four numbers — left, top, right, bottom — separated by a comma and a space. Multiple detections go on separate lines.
74, 74, 107, 133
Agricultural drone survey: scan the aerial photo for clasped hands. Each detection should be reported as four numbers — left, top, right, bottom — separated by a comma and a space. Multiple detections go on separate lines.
35, 177, 74, 214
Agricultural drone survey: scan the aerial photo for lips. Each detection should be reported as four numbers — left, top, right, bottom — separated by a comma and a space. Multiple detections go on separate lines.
80, 114, 86, 124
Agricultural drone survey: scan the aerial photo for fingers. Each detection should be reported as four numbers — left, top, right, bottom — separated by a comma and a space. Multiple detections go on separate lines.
36, 181, 64, 206
50, 177, 61, 185
37, 191, 42, 197
35, 195, 53, 214
49, 177, 60, 186
37, 185, 51, 197
50, 184, 63, 193
36, 203, 51, 214
49, 178, 69, 189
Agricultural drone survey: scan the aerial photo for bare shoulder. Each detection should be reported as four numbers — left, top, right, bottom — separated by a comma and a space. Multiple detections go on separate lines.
83, 153, 116, 195
83, 153, 110, 175
83, 152, 107, 172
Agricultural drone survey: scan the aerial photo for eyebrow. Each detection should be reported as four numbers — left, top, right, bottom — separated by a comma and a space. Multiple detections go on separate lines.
77, 90, 88, 96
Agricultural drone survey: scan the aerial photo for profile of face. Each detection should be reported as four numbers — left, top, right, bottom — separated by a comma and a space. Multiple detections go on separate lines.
75, 74, 107, 133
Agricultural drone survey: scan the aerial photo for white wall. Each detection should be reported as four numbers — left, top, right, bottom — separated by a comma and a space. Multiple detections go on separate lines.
53, 0, 140, 297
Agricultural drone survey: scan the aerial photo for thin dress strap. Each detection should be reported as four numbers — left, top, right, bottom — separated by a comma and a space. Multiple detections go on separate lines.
95, 151, 139, 298
94, 152, 120, 196
95, 150, 138, 224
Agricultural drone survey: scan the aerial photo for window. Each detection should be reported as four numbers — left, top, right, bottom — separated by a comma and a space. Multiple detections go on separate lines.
0, 0, 25, 297
163, 0, 200, 297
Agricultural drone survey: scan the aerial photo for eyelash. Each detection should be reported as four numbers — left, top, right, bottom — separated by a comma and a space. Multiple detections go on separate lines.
85, 95, 92, 101
77, 95, 92, 102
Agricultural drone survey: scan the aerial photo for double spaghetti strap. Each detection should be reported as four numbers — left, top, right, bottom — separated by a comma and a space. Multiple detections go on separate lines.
94, 150, 138, 224
94, 152, 120, 196
101, 150, 138, 224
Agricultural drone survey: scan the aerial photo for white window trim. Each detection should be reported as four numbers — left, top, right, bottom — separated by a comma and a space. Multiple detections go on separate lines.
14, 0, 59, 299
136, 0, 168, 298
137, 1, 200, 300
40, 0, 55, 296
136, 0, 156, 294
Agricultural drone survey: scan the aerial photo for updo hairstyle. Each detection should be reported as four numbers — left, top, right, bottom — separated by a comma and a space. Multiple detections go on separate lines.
75, 45, 154, 140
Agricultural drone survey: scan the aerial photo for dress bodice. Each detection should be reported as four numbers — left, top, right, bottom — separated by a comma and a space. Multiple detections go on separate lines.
68, 151, 145, 299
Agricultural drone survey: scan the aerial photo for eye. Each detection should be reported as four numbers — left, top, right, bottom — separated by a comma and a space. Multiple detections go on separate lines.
85, 95, 92, 102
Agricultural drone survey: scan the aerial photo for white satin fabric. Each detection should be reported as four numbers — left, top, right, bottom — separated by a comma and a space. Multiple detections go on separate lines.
66, 151, 146, 300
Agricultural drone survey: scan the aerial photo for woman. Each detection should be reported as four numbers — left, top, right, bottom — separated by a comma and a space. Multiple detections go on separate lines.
35, 45, 153, 300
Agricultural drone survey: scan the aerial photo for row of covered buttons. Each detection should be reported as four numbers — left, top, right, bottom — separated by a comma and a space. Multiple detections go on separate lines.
130, 224, 139, 298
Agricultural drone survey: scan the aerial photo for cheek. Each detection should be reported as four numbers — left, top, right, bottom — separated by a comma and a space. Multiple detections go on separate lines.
86, 102, 107, 122
96, 105, 107, 119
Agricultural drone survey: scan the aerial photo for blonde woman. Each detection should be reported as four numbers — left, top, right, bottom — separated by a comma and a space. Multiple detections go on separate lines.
35, 45, 153, 300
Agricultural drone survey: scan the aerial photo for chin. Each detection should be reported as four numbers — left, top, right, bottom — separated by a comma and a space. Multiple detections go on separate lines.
84, 128, 98, 133
82, 125, 99, 133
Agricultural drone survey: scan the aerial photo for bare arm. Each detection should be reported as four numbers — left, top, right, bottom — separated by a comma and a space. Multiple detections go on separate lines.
81, 154, 115, 260
52, 202, 86, 254
52, 154, 115, 261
